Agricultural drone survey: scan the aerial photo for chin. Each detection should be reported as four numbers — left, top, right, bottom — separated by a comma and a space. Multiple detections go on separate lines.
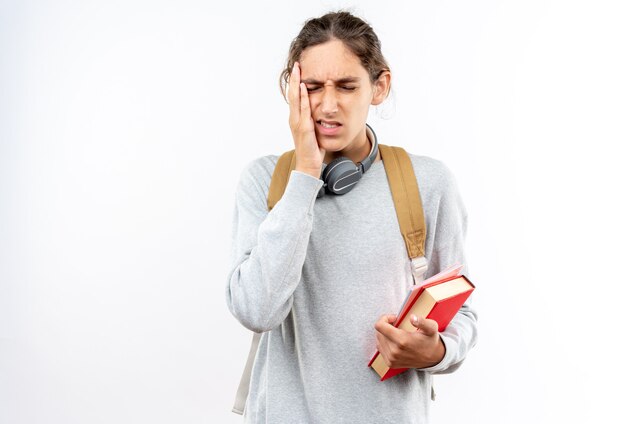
316, 134, 346, 151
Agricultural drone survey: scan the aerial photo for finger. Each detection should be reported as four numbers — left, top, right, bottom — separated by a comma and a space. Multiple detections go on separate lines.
410, 315, 439, 336
374, 315, 405, 342
374, 314, 396, 331
300, 82, 311, 120
288, 62, 300, 98
288, 62, 300, 119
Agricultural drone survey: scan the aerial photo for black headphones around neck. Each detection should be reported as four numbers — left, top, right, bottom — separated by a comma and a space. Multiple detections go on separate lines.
317, 123, 379, 198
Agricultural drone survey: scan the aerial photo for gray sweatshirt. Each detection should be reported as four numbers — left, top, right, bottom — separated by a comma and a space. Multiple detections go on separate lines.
226, 153, 478, 423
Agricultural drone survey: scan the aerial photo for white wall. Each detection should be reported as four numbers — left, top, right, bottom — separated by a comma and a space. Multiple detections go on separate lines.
1, 1, 625, 423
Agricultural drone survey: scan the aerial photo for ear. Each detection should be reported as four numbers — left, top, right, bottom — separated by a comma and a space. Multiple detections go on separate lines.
371, 70, 391, 105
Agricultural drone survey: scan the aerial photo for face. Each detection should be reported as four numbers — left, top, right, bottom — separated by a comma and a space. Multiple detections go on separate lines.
298, 39, 389, 162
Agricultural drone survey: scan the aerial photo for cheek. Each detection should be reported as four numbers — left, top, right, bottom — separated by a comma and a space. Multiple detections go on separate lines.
309, 94, 321, 105
349, 98, 373, 118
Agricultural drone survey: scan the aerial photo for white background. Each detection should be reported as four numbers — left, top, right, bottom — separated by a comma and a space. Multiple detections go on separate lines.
1, 0, 625, 423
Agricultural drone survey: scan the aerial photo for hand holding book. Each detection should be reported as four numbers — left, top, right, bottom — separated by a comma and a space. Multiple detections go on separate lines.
369, 264, 475, 380
374, 313, 446, 369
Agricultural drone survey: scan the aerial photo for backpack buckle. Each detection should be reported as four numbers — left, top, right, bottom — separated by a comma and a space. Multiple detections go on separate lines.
411, 256, 429, 283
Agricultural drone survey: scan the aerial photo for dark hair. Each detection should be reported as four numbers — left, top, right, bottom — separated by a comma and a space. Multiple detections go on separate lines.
279, 11, 391, 102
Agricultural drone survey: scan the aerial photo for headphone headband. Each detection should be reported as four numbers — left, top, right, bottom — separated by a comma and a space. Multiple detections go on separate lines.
317, 123, 380, 198
359, 123, 379, 174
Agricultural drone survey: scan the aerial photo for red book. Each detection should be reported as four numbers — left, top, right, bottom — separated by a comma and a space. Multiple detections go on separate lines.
368, 265, 475, 381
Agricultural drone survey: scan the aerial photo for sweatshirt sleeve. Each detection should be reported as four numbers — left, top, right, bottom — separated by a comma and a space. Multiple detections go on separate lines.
225, 160, 324, 333
418, 162, 478, 375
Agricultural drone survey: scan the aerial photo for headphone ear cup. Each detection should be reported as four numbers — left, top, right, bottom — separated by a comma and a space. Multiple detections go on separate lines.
322, 156, 362, 195
321, 157, 342, 182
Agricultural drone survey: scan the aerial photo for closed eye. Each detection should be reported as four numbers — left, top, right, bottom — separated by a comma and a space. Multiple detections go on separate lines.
306, 86, 357, 92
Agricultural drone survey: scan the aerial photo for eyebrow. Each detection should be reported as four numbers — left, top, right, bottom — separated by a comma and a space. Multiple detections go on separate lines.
301, 77, 361, 84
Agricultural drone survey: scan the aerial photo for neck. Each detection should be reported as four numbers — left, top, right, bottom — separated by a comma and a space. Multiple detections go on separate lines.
323, 127, 378, 165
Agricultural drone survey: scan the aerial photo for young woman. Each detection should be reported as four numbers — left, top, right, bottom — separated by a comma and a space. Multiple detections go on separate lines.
226, 11, 477, 423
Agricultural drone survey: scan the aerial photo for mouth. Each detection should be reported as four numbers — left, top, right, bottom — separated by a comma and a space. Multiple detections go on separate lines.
317, 119, 342, 128
316, 119, 342, 135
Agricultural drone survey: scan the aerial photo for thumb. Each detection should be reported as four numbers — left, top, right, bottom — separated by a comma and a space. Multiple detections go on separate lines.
410, 315, 439, 336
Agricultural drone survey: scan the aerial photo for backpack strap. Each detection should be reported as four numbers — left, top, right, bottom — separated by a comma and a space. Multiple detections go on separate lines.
378, 144, 428, 281
232, 332, 261, 415
267, 150, 296, 211
232, 144, 428, 415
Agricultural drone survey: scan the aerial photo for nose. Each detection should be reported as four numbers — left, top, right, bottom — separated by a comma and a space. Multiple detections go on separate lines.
320, 88, 338, 115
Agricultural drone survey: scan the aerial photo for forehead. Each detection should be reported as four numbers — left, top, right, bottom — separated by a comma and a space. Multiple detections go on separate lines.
299, 39, 368, 81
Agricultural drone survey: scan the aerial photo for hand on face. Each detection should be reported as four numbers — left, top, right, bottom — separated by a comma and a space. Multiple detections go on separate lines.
288, 62, 326, 178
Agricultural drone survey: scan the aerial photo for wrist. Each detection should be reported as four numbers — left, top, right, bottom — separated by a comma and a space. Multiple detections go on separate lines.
419, 335, 446, 369
295, 166, 322, 178
430, 335, 446, 365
